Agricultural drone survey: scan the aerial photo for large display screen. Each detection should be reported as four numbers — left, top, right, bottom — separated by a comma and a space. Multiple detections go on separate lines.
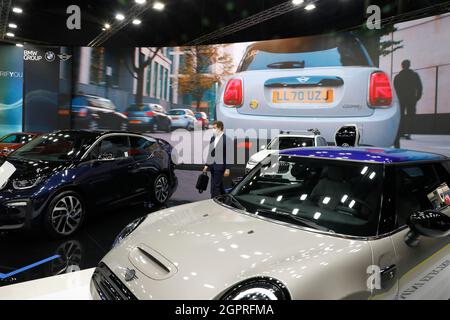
0, 46, 23, 136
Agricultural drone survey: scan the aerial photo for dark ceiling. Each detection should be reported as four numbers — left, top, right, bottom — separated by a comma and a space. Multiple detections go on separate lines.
1, 0, 450, 47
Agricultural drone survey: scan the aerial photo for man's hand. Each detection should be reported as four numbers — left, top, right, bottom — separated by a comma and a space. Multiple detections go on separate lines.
224, 169, 230, 177
203, 166, 208, 173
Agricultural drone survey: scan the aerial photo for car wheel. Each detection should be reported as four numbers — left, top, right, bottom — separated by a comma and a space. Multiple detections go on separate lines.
151, 174, 170, 205
165, 120, 171, 133
43, 191, 85, 238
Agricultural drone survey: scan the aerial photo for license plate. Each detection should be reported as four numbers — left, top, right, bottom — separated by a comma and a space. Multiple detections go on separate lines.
271, 88, 334, 104
129, 120, 141, 124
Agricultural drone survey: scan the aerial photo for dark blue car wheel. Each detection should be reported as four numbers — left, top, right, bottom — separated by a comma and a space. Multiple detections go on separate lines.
151, 174, 170, 205
43, 191, 85, 238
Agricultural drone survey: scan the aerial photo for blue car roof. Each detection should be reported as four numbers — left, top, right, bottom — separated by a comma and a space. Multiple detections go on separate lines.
280, 147, 448, 164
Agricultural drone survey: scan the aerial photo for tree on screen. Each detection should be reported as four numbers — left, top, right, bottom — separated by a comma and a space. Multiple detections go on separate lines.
178, 45, 233, 111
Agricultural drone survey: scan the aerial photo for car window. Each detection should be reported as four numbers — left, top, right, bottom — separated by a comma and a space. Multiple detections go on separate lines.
128, 104, 151, 112
72, 96, 87, 106
228, 155, 384, 237
238, 34, 371, 72
1, 134, 20, 143
90, 136, 130, 160
269, 137, 315, 150
10, 132, 92, 162
129, 136, 157, 161
168, 110, 185, 116
393, 164, 441, 227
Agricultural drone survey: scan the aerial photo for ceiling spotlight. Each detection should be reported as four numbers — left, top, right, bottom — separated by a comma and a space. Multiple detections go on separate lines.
15, 43, 23, 47
115, 13, 125, 21
153, 1, 165, 11
132, 19, 142, 25
6, 32, 15, 38
12, 7, 23, 14
292, 0, 304, 5
305, 4, 316, 11
104, 23, 111, 29
8, 23, 17, 29
135, 0, 146, 4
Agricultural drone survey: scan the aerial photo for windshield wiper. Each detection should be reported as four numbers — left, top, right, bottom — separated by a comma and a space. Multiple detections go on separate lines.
217, 194, 246, 210
256, 208, 332, 232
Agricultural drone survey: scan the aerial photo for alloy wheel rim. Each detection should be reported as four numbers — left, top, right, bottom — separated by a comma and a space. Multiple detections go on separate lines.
155, 176, 169, 203
51, 196, 83, 235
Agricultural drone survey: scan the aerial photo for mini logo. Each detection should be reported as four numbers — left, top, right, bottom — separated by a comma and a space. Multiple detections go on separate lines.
58, 53, 72, 61
124, 268, 138, 282
45, 51, 56, 62
297, 77, 310, 83
249, 99, 259, 109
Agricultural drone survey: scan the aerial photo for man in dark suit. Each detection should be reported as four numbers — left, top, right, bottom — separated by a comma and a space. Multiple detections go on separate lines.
394, 60, 423, 143
203, 121, 231, 198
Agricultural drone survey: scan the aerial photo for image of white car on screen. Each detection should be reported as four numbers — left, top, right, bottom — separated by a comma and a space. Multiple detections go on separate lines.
246, 128, 328, 172
216, 33, 400, 147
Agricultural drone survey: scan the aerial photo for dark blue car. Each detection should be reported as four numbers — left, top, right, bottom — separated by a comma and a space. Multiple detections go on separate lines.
0, 130, 177, 238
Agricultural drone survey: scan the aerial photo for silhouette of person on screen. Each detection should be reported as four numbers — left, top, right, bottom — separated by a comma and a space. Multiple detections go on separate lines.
394, 60, 423, 143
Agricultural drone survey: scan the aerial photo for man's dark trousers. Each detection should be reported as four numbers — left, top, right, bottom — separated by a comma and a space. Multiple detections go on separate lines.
210, 168, 225, 198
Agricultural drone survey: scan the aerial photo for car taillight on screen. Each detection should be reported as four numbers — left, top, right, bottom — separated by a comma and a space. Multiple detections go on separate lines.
223, 78, 243, 107
78, 108, 88, 117
369, 72, 393, 107
145, 111, 154, 116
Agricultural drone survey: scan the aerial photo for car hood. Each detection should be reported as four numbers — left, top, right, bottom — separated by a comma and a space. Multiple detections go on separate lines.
0, 143, 22, 150
101, 200, 372, 300
0, 157, 70, 183
249, 149, 276, 164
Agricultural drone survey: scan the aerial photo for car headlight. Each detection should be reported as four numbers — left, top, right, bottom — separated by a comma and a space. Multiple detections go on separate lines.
112, 216, 147, 248
12, 176, 45, 190
221, 279, 290, 300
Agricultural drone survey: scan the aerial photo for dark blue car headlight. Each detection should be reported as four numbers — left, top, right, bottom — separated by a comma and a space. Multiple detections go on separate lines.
12, 176, 46, 190
112, 216, 147, 248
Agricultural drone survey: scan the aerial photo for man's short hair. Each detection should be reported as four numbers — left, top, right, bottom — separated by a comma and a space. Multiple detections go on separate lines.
213, 121, 224, 131
402, 60, 411, 69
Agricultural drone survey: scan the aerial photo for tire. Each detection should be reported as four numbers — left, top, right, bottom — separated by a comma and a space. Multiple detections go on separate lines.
43, 191, 85, 238
151, 174, 170, 205
165, 120, 171, 133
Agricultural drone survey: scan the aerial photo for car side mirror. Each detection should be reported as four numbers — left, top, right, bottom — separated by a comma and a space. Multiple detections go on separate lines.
405, 209, 450, 247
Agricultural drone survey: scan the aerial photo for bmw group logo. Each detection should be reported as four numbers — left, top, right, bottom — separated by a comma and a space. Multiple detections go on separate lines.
44, 51, 56, 62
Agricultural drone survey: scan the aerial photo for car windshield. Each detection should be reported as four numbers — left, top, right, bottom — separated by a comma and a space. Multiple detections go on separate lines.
223, 155, 383, 237
268, 137, 315, 150
9, 132, 92, 162
168, 110, 185, 116
0, 134, 34, 144
238, 34, 371, 72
